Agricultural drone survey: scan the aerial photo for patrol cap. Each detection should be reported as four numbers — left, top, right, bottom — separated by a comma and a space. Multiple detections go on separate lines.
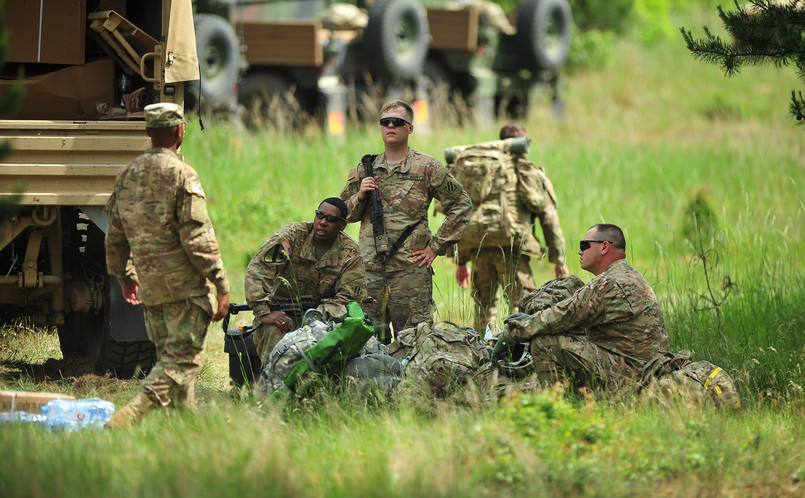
144, 103, 184, 128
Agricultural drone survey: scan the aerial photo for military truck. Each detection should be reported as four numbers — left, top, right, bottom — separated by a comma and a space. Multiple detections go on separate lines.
0, 0, 200, 377
423, 0, 572, 120
189, 0, 571, 132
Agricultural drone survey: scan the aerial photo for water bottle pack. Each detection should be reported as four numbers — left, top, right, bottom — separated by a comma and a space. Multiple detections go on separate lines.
40, 398, 116, 431
0, 397, 115, 430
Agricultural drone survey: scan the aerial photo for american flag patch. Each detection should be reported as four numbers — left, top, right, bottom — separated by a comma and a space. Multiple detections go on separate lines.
189, 185, 206, 198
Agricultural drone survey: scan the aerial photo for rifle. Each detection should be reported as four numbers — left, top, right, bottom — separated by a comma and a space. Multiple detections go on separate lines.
222, 299, 322, 333
268, 298, 323, 319
362, 154, 392, 342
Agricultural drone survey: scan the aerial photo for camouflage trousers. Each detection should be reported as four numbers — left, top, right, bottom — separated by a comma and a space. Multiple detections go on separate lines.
365, 264, 435, 338
141, 294, 213, 411
470, 248, 536, 331
528, 334, 638, 390
251, 315, 301, 369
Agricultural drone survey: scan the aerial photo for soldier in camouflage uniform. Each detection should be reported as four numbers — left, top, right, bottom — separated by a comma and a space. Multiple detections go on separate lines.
340, 100, 471, 337
500, 224, 668, 390
245, 197, 368, 367
104, 103, 230, 428
453, 123, 569, 331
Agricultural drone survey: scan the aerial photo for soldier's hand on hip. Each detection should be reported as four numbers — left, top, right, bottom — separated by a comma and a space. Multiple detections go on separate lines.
456, 264, 470, 289
413, 246, 437, 268
212, 292, 230, 322
357, 176, 379, 201
262, 310, 294, 332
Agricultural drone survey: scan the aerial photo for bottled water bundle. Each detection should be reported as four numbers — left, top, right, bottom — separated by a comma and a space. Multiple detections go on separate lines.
40, 398, 116, 431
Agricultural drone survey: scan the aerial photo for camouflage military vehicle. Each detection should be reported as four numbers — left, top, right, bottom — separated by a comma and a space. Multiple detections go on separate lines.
226, 0, 431, 133
195, 0, 571, 131
423, 0, 573, 120
0, 0, 200, 376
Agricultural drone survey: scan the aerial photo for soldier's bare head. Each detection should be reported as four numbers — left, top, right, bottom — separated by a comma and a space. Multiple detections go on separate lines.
320, 197, 348, 220
579, 224, 626, 275
500, 123, 527, 140
379, 101, 414, 153
380, 100, 414, 123
314, 198, 348, 247
589, 224, 626, 250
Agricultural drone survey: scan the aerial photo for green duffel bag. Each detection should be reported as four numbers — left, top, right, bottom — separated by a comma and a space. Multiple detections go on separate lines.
259, 302, 375, 399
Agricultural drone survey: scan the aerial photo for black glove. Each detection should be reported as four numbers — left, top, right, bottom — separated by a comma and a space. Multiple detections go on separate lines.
503, 312, 530, 325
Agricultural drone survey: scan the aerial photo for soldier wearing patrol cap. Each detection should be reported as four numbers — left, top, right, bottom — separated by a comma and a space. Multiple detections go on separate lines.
104, 103, 230, 428
340, 100, 472, 338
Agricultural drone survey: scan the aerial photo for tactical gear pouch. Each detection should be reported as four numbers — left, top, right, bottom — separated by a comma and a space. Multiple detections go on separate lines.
392, 321, 492, 396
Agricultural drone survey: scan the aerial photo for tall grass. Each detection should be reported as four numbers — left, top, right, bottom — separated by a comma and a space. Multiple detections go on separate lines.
179, 10, 804, 398
1, 5, 804, 496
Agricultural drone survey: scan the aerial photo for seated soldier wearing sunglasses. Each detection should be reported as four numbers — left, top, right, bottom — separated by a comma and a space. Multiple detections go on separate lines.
245, 197, 368, 368
499, 223, 668, 390
340, 100, 471, 338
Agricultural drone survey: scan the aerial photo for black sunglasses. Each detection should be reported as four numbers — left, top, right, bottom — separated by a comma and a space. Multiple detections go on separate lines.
579, 239, 608, 251
315, 210, 345, 223
379, 117, 411, 128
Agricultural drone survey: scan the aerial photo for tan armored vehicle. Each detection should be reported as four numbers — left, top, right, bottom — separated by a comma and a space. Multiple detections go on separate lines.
0, 0, 199, 376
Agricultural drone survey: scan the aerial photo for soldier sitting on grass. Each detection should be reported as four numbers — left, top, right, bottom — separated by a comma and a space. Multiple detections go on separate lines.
245, 197, 368, 369
495, 223, 669, 390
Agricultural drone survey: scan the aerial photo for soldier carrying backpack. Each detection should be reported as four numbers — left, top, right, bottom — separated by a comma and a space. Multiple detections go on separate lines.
445, 123, 570, 332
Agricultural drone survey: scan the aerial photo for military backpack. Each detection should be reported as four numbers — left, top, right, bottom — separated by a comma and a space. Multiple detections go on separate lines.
388, 321, 492, 396
445, 137, 529, 248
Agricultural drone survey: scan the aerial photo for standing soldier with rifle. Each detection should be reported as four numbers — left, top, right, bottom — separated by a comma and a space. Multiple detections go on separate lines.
245, 198, 368, 368
340, 100, 472, 342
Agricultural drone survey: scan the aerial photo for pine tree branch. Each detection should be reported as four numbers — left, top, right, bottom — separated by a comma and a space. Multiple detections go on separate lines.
681, 0, 805, 125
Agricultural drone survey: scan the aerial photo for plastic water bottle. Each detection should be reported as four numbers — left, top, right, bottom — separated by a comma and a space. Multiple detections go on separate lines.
0, 411, 46, 425
40, 398, 116, 431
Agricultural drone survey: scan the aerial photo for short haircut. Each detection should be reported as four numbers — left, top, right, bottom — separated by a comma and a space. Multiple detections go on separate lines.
590, 224, 626, 250
320, 197, 348, 220
380, 100, 414, 123
500, 122, 527, 140
147, 126, 180, 141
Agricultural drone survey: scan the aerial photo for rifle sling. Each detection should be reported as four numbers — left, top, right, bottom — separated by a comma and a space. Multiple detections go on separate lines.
387, 219, 424, 259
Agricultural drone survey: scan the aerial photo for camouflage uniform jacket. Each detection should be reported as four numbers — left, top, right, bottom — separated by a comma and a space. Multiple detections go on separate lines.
340, 149, 472, 272
456, 154, 565, 265
105, 147, 229, 306
506, 259, 668, 364
244, 222, 367, 321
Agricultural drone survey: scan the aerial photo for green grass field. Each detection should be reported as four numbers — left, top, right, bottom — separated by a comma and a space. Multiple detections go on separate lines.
1, 5, 804, 496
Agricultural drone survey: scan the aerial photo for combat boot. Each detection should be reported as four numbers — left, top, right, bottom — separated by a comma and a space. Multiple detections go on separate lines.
104, 393, 155, 429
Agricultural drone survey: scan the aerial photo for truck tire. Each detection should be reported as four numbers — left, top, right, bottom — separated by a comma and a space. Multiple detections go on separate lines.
94, 276, 155, 378
516, 0, 573, 71
188, 14, 240, 108
364, 0, 429, 80
96, 333, 156, 379
59, 208, 154, 378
